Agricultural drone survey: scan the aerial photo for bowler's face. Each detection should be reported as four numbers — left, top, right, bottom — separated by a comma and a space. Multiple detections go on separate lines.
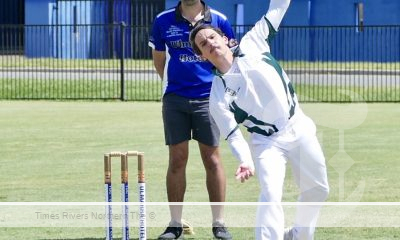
194, 28, 229, 61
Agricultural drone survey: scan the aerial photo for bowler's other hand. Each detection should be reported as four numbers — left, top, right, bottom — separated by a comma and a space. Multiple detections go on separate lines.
235, 163, 254, 183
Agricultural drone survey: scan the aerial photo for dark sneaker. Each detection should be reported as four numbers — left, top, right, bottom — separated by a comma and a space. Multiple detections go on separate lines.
158, 223, 183, 240
212, 222, 232, 240
283, 227, 294, 240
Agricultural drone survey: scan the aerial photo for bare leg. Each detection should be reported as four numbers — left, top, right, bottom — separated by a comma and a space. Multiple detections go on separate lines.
167, 141, 189, 223
199, 142, 226, 223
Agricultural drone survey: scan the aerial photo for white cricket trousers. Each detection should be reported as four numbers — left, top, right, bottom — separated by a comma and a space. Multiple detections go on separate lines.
251, 110, 329, 240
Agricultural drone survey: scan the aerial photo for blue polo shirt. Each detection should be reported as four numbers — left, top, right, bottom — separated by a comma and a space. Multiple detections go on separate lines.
149, 1, 234, 99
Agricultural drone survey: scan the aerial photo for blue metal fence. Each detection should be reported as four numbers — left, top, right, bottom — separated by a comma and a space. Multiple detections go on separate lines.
0, 24, 399, 102
234, 25, 400, 62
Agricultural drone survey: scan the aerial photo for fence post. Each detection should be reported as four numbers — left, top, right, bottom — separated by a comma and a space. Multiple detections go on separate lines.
120, 21, 126, 101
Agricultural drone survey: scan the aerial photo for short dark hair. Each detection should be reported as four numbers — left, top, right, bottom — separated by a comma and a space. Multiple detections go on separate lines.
189, 23, 224, 55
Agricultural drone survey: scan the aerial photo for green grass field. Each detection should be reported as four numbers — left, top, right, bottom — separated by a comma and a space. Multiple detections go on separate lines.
1, 78, 399, 102
0, 101, 399, 239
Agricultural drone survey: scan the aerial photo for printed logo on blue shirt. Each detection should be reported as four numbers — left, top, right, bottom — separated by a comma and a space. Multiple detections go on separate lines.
170, 40, 191, 48
166, 25, 184, 37
179, 54, 205, 62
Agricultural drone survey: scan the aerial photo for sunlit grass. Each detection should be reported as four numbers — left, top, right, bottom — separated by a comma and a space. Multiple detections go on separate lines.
0, 55, 399, 71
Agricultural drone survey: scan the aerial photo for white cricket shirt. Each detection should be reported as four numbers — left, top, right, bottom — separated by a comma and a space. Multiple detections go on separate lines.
209, 0, 297, 164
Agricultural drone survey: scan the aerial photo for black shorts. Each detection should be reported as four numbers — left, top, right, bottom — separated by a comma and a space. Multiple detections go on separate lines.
162, 94, 220, 146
